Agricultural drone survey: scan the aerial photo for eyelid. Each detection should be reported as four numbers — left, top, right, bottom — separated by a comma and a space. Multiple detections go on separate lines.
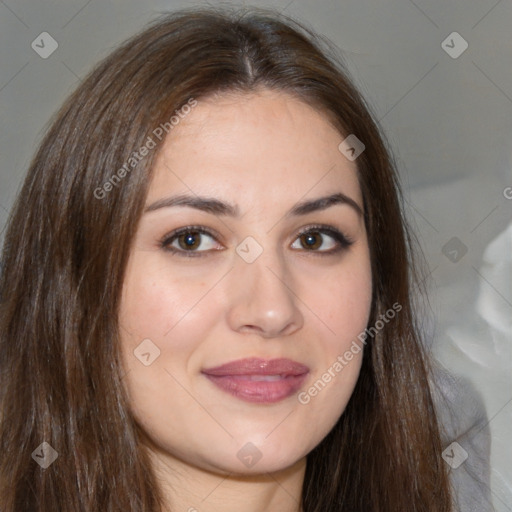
159, 223, 354, 257
294, 223, 352, 242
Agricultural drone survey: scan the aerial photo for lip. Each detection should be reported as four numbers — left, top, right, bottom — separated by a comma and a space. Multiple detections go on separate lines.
202, 358, 310, 404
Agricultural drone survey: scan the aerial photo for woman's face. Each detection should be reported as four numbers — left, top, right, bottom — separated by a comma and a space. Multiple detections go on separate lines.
119, 89, 372, 475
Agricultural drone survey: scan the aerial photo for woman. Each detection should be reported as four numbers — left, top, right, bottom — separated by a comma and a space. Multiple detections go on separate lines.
0, 6, 452, 511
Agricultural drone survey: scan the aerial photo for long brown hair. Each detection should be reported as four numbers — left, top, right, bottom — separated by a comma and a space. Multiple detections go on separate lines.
0, 6, 452, 511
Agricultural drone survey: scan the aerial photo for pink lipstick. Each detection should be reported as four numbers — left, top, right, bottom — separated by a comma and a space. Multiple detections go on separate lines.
202, 358, 309, 404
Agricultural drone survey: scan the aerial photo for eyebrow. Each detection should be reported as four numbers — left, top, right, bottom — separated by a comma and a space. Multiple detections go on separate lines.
144, 192, 363, 217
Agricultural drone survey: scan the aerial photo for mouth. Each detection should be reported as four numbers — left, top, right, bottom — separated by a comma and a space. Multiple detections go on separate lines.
201, 358, 310, 404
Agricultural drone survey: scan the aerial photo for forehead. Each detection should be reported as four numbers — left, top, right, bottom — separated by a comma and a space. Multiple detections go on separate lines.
147, 90, 362, 209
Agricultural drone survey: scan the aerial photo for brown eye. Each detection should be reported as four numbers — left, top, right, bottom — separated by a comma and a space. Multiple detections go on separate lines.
177, 231, 202, 250
160, 226, 222, 257
291, 225, 354, 254
299, 232, 323, 250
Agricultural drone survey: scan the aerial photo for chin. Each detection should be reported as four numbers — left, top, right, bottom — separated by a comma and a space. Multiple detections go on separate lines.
234, 439, 308, 475
229, 454, 305, 476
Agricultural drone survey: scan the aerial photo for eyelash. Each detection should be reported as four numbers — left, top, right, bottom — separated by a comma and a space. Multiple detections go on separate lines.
159, 224, 354, 258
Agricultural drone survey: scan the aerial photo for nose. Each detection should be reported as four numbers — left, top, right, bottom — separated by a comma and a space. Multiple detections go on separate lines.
225, 247, 304, 338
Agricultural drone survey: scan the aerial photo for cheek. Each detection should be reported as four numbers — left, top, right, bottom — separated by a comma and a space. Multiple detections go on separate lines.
321, 256, 372, 346
305, 250, 372, 398
298, 260, 371, 427
119, 254, 219, 343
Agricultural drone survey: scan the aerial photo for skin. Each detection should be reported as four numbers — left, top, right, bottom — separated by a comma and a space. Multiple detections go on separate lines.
119, 89, 372, 512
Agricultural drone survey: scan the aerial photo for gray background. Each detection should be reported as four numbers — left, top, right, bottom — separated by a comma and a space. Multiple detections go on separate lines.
0, 0, 511, 509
